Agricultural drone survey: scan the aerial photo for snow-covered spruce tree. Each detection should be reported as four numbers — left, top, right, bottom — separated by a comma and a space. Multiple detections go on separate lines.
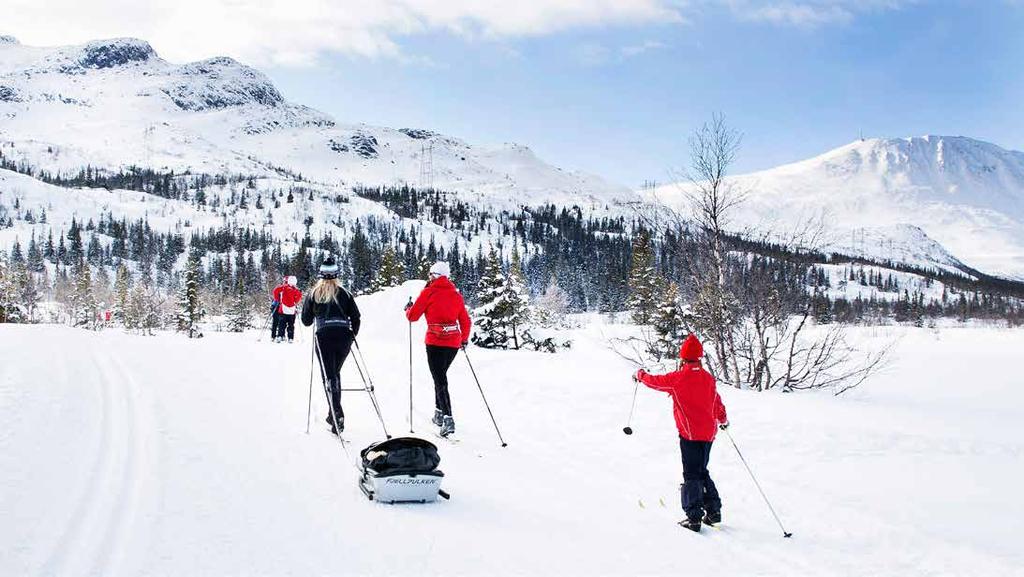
113, 264, 132, 325
503, 245, 531, 350
226, 278, 252, 333
472, 248, 509, 348
70, 260, 97, 329
415, 254, 432, 280
651, 282, 686, 360
370, 246, 405, 292
472, 246, 536, 350
176, 251, 205, 338
627, 229, 660, 325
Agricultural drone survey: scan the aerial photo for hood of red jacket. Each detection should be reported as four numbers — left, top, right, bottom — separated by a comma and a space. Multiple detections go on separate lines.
427, 276, 456, 292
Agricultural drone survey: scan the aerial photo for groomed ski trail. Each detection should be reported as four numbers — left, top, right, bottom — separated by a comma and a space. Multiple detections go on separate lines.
37, 342, 158, 576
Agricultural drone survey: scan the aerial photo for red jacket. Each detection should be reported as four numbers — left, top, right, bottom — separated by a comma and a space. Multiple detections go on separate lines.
406, 277, 472, 348
637, 362, 727, 442
273, 284, 303, 315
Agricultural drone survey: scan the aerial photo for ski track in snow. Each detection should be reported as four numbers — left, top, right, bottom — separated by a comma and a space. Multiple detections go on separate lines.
36, 342, 156, 576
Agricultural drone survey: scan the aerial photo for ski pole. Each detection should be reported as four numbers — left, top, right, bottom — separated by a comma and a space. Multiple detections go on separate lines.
722, 427, 793, 538
407, 298, 414, 433
352, 339, 392, 439
257, 309, 274, 342
305, 332, 314, 434
462, 347, 508, 447
623, 377, 640, 435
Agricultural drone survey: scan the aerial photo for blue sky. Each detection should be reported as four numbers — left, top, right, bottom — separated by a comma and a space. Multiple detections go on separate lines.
9, 0, 1023, 187
262, 1, 1024, 187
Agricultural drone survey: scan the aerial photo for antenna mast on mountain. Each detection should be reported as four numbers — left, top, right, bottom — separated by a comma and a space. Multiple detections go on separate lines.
419, 142, 434, 190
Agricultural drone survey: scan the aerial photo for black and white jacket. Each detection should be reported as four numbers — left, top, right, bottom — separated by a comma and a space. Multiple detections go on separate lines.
300, 288, 361, 335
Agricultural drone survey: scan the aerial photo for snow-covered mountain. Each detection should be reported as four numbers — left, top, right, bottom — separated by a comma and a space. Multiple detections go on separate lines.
648, 136, 1024, 279
3, 36, 1022, 283
0, 36, 637, 210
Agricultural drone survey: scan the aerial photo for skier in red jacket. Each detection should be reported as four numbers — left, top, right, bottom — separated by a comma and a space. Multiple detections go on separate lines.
271, 276, 303, 343
635, 334, 729, 532
405, 261, 472, 437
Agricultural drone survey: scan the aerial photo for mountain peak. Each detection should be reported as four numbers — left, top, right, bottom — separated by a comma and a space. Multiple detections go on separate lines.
164, 56, 284, 111
76, 38, 157, 69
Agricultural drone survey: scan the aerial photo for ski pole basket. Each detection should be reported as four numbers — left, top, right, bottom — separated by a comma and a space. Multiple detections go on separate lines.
358, 437, 448, 504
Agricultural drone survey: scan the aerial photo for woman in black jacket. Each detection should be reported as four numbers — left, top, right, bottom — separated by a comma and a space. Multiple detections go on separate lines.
301, 256, 361, 435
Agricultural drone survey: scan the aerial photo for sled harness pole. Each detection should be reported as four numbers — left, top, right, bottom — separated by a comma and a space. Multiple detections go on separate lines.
312, 335, 360, 470
407, 297, 414, 433
352, 338, 392, 439
305, 328, 314, 434
723, 427, 793, 538
462, 347, 508, 447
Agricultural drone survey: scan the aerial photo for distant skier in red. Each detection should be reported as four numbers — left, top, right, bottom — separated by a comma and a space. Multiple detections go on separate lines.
635, 334, 729, 532
405, 261, 471, 438
271, 275, 302, 343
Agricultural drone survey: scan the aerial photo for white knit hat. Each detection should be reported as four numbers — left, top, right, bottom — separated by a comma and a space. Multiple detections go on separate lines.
286, 275, 298, 286
429, 261, 450, 277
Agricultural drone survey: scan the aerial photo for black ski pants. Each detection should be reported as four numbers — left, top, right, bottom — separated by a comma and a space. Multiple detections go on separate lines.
316, 327, 353, 423
273, 312, 296, 340
679, 438, 722, 521
270, 310, 281, 339
426, 344, 459, 417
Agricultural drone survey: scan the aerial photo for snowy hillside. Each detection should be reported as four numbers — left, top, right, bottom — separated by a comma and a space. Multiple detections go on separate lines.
0, 36, 638, 210
648, 136, 1024, 279
2, 284, 1023, 575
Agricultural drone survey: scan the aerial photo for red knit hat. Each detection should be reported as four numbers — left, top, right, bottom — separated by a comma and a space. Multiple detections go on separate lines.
679, 334, 703, 361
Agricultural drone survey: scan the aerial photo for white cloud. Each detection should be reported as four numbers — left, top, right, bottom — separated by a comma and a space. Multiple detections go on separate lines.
621, 40, 668, 58
0, 0, 685, 66
722, 0, 915, 28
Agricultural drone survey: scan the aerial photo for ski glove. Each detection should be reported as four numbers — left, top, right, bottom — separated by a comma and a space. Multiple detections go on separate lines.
460, 342, 468, 350
719, 421, 730, 430
404, 301, 413, 312
634, 369, 647, 383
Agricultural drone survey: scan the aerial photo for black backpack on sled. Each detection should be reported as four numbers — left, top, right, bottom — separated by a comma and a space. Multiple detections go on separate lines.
358, 437, 448, 504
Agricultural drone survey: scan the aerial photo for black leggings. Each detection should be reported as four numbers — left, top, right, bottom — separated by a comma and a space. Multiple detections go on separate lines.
273, 313, 296, 340
316, 328, 353, 420
426, 345, 459, 417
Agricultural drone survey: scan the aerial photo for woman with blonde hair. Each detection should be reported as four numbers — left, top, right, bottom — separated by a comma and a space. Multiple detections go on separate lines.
301, 256, 361, 435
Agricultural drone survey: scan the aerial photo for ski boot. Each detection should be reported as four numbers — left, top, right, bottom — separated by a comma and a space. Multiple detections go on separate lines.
703, 511, 721, 526
440, 415, 456, 437
326, 414, 345, 435
432, 409, 444, 427
288, 338, 294, 344
678, 518, 702, 533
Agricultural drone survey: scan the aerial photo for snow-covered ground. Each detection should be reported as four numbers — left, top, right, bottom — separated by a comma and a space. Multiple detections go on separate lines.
2, 284, 1023, 576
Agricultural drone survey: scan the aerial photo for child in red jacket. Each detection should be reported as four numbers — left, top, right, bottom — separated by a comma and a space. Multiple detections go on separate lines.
271, 276, 303, 343
635, 334, 729, 532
